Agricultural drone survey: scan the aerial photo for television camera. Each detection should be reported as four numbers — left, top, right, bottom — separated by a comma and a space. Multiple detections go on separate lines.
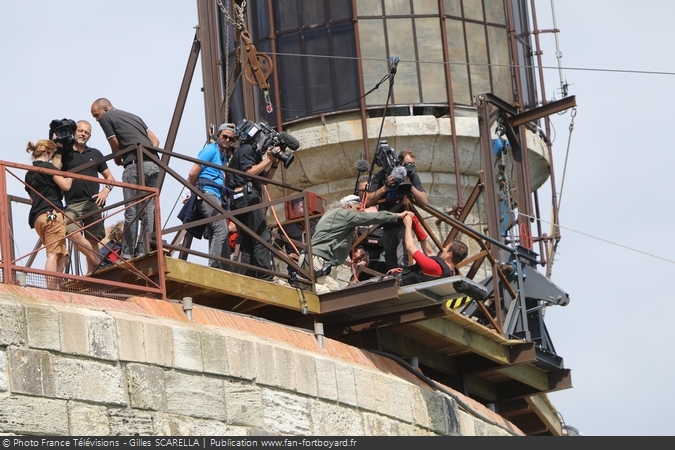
48, 118, 77, 147
374, 140, 414, 195
236, 119, 300, 169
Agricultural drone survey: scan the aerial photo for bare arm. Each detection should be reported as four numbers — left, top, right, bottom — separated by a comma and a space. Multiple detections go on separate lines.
147, 129, 160, 148
52, 153, 63, 170
402, 215, 418, 258
92, 168, 115, 206
187, 163, 202, 185
410, 186, 428, 207
53, 174, 72, 192
420, 238, 434, 256
107, 136, 120, 152
245, 147, 279, 179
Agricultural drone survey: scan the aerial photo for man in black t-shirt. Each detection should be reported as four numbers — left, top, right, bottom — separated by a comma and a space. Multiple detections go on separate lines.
366, 149, 428, 271
53, 120, 116, 273
91, 98, 160, 260
226, 136, 281, 281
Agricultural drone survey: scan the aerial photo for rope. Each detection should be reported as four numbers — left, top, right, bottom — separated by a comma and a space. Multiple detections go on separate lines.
546, 107, 575, 277
557, 107, 576, 212
520, 212, 675, 266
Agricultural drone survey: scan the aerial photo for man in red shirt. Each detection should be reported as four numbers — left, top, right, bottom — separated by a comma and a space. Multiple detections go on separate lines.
399, 215, 468, 286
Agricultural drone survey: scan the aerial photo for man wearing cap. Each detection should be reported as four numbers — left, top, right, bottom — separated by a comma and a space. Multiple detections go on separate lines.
299, 194, 411, 294
185, 123, 236, 270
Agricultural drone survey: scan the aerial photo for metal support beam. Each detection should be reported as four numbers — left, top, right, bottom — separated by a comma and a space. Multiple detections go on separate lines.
508, 96, 577, 127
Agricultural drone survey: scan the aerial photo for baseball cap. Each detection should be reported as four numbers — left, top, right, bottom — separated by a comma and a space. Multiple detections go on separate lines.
218, 123, 236, 133
340, 194, 362, 207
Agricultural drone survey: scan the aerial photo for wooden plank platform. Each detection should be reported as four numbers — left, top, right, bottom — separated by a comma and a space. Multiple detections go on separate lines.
83, 254, 320, 314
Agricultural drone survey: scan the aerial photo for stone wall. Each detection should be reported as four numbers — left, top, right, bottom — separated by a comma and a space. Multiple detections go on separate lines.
0, 292, 521, 436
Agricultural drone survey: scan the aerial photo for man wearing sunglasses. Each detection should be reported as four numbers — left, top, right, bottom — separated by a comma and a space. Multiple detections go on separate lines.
185, 123, 237, 269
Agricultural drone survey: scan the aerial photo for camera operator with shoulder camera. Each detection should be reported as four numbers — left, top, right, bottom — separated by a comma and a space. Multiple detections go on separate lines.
226, 124, 281, 282
366, 148, 428, 271
51, 119, 116, 273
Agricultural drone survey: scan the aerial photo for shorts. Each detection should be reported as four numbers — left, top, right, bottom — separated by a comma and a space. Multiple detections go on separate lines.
64, 200, 106, 240
34, 212, 69, 256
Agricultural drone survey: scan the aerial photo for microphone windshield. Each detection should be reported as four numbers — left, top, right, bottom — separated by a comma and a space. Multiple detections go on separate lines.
278, 132, 300, 150
355, 159, 369, 173
391, 166, 407, 184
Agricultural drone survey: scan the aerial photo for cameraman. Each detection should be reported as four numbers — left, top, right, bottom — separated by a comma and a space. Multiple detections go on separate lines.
365, 149, 427, 270
52, 120, 115, 273
226, 128, 281, 282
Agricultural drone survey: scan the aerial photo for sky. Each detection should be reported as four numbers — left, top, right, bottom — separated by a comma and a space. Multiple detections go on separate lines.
1, 0, 674, 437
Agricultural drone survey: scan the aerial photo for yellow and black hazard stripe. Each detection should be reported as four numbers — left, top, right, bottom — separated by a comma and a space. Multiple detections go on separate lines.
446, 296, 472, 310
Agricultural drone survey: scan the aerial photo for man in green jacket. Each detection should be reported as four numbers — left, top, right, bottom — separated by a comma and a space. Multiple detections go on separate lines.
299, 194, 411, 294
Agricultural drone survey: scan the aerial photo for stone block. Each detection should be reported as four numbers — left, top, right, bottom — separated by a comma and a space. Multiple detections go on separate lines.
67, 402, 110, 435
8, 347, 54, 397
0, 395, 68, 435
425, 391, 460, 436
274, 347, 296, 391
108, 409, 154, 436
201, 331, 229, 376
52, 357, 126, 406
262, 389, 310, 436
398, 423, 431, 436
126, 363, 167, 410
473, 419, 487, 437
143, 320, 173, 367
353, 367, 377, 412
309, 399, 364, 435
164, 371, 226, 421
410, 386, 430, 429
337, 120, 364, 143
362, 412, 402, 436
314, 358, 338, 402
225, 334, 257, 380
153, 413, 248, 436
25, 305, 60, 351
372, 373, 396, 419
58, 309, 89, 356
0, 300, 25, 346
386, 378, 413, 423
172, 325, 203, 372
294, 353, 317, 397
87, 311, 118, 361
109, 311, 146, 362
0, 350, 7, 392
334, 363, 357, 407
223, 380, 263, 428
254, 343, 276, 387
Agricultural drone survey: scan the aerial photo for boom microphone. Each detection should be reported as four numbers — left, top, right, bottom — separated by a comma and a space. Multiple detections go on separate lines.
355, 158, 369, 173
279, 132, 300, 151
389, 56, 400, 75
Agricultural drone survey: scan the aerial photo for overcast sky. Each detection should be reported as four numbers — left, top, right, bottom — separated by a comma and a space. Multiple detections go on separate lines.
1, 0, 673, 436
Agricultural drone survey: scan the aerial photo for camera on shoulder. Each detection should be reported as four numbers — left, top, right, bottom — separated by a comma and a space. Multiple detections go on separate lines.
49, 118, 77, 147
375, 140, 412, 195
235, 119, 300, 169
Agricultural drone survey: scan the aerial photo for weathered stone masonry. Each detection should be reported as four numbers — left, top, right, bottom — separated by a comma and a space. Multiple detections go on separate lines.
0, 291, 521, 436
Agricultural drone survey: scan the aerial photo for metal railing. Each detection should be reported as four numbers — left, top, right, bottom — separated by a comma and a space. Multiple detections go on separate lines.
0, 151, 165, 299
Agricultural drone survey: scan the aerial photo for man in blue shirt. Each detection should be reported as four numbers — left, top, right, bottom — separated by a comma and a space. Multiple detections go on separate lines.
185, 123, 236, 269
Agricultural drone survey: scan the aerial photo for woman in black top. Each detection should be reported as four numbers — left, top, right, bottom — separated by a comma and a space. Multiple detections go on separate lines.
25, 139, 72, 288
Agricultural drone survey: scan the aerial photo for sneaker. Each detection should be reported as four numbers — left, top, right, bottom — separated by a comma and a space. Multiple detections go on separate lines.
271, 276, 290, 287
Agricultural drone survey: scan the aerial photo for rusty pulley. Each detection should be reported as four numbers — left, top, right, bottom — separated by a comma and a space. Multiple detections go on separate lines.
240, 29, 274, 112
241, 30, 273, 89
